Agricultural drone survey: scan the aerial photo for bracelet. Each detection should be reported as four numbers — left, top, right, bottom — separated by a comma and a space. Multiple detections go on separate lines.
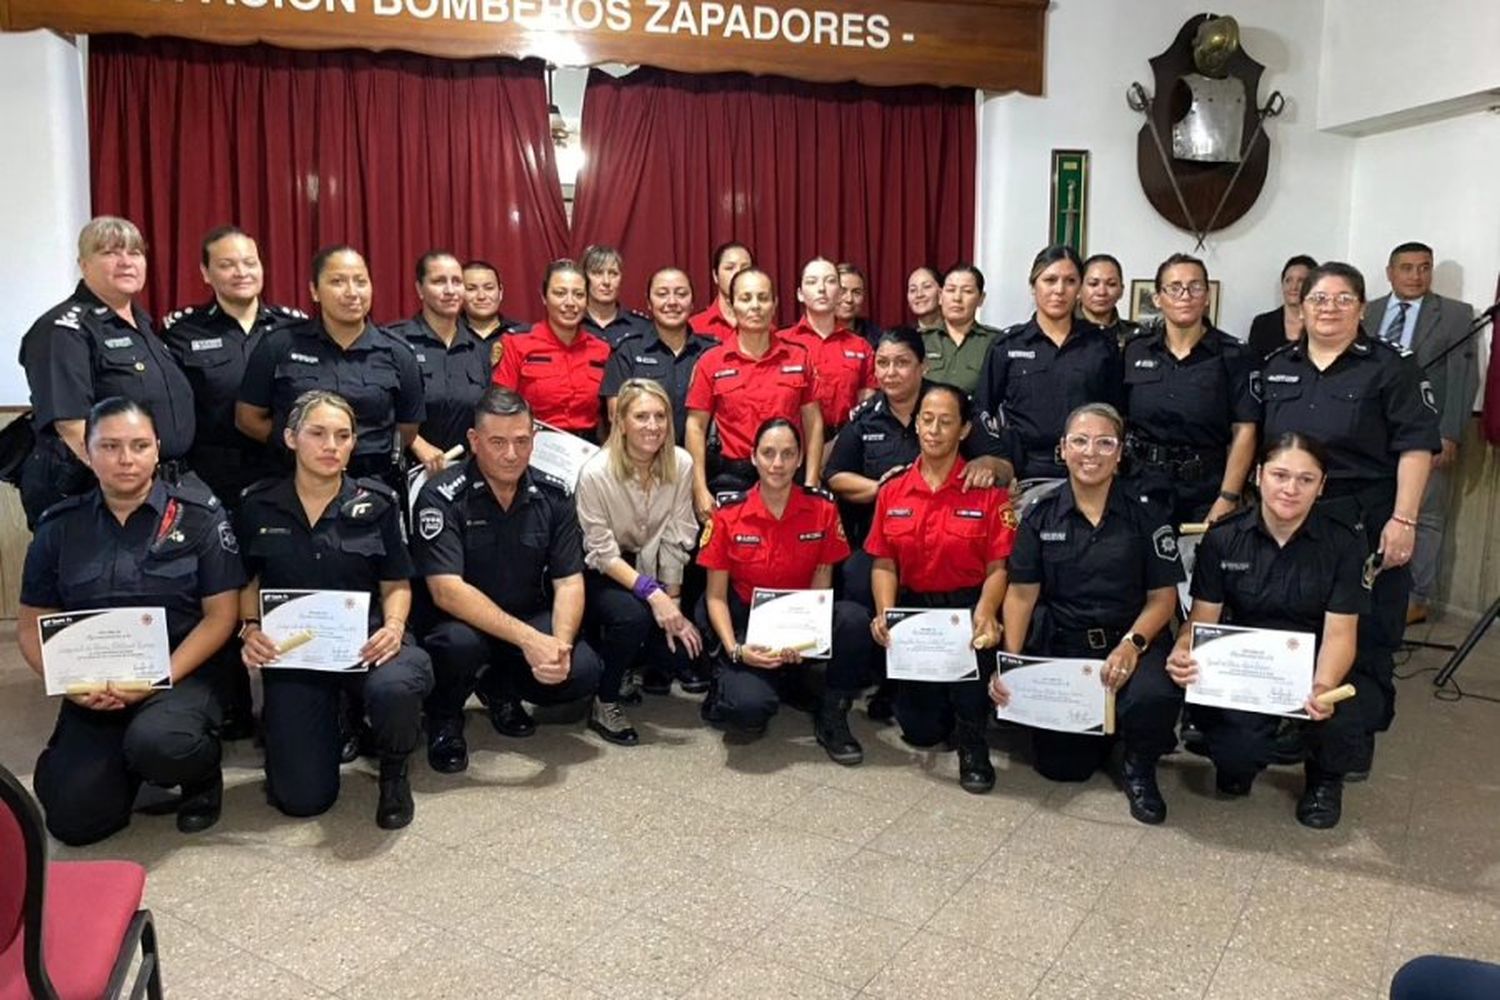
632, 574, 664, 601
730, 643, 742, 664
1218, 490, 1242, 503
1391, 513, 1418, 528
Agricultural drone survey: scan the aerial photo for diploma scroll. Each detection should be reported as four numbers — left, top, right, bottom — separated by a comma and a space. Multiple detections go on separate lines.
993, 653, 1108, 734
40, 607, 173, 697
885, 608, 978, 682
745, 588, 833, 658
1187, 623, 1315, 718
259, 590, 371, 672
530, 422, 600, 493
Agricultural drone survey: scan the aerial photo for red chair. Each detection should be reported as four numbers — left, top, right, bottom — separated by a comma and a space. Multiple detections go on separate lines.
0, 762, 162, 999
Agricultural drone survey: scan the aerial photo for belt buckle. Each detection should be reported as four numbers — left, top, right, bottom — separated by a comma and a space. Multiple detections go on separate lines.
1086, 628, 1108, 650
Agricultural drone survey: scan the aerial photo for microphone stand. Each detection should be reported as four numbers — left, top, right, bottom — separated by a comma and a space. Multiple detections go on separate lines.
1424, 301, 1499, 691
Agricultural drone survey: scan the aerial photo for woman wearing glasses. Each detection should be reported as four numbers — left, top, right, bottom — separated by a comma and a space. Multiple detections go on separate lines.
1122, 253, 1261, 526
975, 245, 1122, 481
990, 403, 1183, 824
1261, 262, 1439, 779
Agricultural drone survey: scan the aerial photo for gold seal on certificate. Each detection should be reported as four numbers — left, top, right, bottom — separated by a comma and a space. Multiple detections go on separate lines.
259, 589, 371, 672
745, 588, 832, 657
884, 608, 978, 682
993, 652, 1107, 734
1188, 622, 1314, 718
529, 422, 600, 492
39, 607, 172, 696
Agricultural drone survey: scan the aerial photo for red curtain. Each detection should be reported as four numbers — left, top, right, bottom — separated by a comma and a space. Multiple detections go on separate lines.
570, 68, 975, 328
88, 36, 570, 324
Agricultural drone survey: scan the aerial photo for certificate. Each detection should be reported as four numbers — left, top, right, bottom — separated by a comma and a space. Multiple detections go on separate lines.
39, 607, 172, 697
885, 608, 978, 682
1187, 622, 1314, 718
530, 422, 600, 493
992, 653, 1107, 734
1175, 530, 1203, 618
259, 589, 371, 672
745, 588, 833, 658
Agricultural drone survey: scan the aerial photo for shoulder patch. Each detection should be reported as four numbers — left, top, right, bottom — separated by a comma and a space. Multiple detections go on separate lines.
218, 521, 239, 554
1152, 524, 1179, 561
341, 482, 392, 521
417, 507, 445, 541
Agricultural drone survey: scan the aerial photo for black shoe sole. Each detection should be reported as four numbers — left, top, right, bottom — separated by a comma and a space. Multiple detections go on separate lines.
176, 808, 222, 834
428, 754, 468, 775
1127, 801, 1167, 825
377, 810, 414, 830
678, 678, 711, 695
818, 741, 864, 766
959, 774, 996, 795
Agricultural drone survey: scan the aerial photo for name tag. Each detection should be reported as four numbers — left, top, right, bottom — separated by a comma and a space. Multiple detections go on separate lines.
954, 509, 983, 519
713, 368, 739, 380
1266, 373, 1300, 384
258, 526, 291, 536
780, 365, 805, 374
290, 352, 319, 365
843, 350, 867, 360
1040, 530, 1067, 541
524, 354, 554, 364
104, 336, 133, 349
1220, 561, 1251, 571
1007, 349, 1036, 359
798, 531, 825, 541
888, 508, 913, 518
190, 338, 223, 352
733, 533, 762, 545
414, 353, 427, 364
1133, 359, 1158, 369
633, 355, 660, 366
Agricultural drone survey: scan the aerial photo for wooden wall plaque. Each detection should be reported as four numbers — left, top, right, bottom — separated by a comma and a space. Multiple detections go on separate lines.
0, 0, 1046, 93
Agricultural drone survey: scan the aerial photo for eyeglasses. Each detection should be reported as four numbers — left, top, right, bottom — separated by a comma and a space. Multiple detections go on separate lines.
1304, 292, 1361, 310
1063, 434, 1120, 455
1159, 282, 1208, 300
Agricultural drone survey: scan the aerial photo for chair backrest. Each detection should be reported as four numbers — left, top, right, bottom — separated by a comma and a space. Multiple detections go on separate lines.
0, 761, 52, 994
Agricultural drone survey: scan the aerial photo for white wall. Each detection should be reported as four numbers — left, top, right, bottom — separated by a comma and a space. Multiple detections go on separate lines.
976, 0, 1354, 339
0, 31, 91, 408
1319, 0, 1500, 132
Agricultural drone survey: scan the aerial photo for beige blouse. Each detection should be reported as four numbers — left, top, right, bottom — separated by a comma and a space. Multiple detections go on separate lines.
574, 446, 698, 586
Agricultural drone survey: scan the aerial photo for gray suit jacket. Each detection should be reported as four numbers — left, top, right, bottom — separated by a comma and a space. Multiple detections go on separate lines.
1364, 292, 1477, 442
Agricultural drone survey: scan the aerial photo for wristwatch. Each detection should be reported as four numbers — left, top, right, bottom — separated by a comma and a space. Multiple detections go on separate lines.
1123, 630, 1148, 653
237, 618, 261, 640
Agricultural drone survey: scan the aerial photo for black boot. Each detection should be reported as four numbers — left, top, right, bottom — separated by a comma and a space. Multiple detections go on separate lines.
1122, 753, 1167, 825
956, 721, 995, 794
866, 680, 895, 723
1296, 764, 1344, 829
376, 758, 414, 830
176, 772, 223, 834
426, 717, 469, 774
814, 696, 863, 766
1214, 769, 1255, 797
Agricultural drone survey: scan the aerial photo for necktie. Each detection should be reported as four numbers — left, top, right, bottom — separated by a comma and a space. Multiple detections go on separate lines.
1383, 301, 1410, 345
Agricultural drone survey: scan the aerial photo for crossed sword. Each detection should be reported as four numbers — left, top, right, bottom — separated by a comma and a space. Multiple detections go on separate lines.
1127, 82, 1285, 250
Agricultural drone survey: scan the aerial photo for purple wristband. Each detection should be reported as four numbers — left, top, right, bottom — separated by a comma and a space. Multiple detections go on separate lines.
632, 575, 663, 601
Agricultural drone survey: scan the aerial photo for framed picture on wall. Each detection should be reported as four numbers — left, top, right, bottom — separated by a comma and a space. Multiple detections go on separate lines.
1129, 279, 1220, 325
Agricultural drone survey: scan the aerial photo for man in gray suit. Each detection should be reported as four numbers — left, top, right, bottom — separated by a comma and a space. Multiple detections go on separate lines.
1364, 241, 1478, 624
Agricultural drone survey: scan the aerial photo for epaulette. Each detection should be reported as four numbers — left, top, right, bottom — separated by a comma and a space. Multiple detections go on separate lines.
800, 484, 836, 503
528, 468, 570, 494
50, 303, 86, 331
1366, 337, 1413, 360
269, 304, 307, 321
35, 492, 89, 526
162, 306, 195, 331
1122, 323, 1157, 345
873, 464, 912, 492
1264, 339, 1298, 362
996, 323, 1027, 341
166, 473, 221, 509
350, 475, 397, 500
428, 466, 468, 503
239, 476, 282, 500
714, 489, 748, 508
629, 308, 651, 321
847, 393, 883, 421
1204, 506, 1254, 534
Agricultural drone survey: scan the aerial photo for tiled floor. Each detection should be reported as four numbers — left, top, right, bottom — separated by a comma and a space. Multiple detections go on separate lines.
3, 616, 1498, 999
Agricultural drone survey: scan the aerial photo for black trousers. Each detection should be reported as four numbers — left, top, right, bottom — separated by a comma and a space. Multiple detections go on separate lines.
1194, 687, 1373, 778
1027, 637, 1182, 783
19, 435, 95, 528
889, 589, 995, 748
33, 674, 222, 846
1129, 465, 1219, 526
696, 590, 872, 731
261, 640, 432, 817
584, 572, 698, 701
422, 613, 604, 721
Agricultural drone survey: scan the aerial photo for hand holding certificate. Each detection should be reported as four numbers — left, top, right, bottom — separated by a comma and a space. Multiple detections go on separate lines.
884, 608, 978, 682
1185, 623, 1315, 718
991, 653, 1107, 734
40, 607, 173, 698
258, 590, 371, 672
745, 588, 833, 659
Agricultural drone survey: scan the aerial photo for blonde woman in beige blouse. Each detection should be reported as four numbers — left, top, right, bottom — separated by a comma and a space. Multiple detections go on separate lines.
576, 379, 705, 745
